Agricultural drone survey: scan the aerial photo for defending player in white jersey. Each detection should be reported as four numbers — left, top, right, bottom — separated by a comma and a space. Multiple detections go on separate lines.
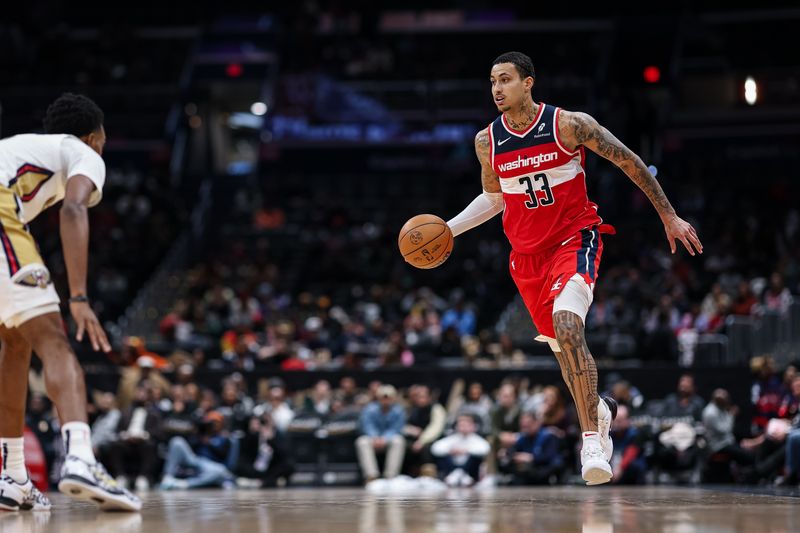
0, 94, 140, 511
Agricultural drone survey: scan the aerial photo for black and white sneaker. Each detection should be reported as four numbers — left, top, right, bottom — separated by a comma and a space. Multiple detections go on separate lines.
0, 474, 51, 511
58, 456, 141, 512
598, 396, 618, 461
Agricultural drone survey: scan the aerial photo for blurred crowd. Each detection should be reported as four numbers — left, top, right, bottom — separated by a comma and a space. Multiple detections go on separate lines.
154, 197, 797, 369
21, 353, 800, 490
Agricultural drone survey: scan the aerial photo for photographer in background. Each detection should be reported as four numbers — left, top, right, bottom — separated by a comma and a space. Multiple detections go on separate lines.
234, 412, 294, 488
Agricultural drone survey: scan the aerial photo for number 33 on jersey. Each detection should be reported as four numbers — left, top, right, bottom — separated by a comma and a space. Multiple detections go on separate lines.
488, 103, 602, 255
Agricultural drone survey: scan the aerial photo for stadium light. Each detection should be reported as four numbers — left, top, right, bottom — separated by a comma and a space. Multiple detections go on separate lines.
643, 65, 661, 84
744, 76, 757, 105
226, 63, 243, 78
250, 102, 268, 116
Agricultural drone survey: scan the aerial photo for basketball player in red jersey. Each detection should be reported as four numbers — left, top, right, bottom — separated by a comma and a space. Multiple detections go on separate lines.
445, 52, 702, 485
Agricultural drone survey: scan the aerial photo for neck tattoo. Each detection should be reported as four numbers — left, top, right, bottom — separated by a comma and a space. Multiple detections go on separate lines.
506, 100, 536, 131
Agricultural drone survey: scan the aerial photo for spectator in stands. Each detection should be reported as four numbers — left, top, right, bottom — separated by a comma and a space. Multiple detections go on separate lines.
697, 283, 732, 333
160, 385, 198, 447
116, 354, 171, 410
91, 391, 120, 460
605, 377, 645, 412
536, 386, 572, 437
741, 416, 793, 484
490, 333, 526, 368
105, 382, 162, 490
779, 366, 798, 409
702, 389, 754, 481
610, 405, 647, 484
750, 356, 783, 433
234, 412, 294, 488
440, 292, 477, 337
779, 410, 800, 486
260, 384, 294, 433
432, 414, 491, 487
337, 376, 359, 406
661, 374, 705, 421
487, 383, 521, 482
761, 272, 793, 315
356, 385, 406, 482
303, 380, 332, 417
499, 411, 564, 485
403, 385, 446, 477
642, 295, 680, 360
731, 280, 758, 316
217, 380, 253, 432
492, 384, 521, 443
455, 382, 493, 435
160, 411, 235, 490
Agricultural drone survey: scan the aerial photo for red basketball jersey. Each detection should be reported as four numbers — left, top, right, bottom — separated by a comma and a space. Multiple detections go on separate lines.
489, 103, 602, 254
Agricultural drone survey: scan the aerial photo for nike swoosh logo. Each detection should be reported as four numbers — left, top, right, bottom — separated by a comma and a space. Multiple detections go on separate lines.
498, 137, 512, 145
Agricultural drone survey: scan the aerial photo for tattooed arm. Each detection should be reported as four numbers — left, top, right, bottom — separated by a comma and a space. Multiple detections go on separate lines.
445, 128, 504, 237
475, 128, 501, 193
558, 110, 703, 256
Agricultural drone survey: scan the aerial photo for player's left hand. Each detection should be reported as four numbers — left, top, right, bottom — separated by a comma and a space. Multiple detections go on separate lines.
663, 214, 703, 256
70, 301, 112, 352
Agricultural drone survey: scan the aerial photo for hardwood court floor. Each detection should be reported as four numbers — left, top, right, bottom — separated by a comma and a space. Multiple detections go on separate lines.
0, 486, 798, 533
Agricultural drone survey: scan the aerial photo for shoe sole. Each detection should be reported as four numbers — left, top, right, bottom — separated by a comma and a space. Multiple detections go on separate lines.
58, 478, 141, 512
582, 459, 612, 486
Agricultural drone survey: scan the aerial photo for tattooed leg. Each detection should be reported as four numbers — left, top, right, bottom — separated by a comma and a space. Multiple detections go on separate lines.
552, 310, 599, 432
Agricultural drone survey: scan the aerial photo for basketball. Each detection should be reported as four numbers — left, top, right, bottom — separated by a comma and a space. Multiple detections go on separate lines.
398, 214, 454, 269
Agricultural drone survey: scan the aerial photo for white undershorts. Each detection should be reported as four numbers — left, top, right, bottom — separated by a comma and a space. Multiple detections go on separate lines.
534, 274, 594, 352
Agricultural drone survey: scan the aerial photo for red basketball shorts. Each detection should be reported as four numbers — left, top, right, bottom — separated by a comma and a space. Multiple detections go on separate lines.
509, 224, 613, 339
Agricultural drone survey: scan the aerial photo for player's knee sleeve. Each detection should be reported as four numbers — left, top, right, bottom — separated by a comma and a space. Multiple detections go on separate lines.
552, 274, 594, 325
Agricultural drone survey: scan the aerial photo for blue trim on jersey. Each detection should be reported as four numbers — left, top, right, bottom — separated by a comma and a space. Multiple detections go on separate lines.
576, 228, 599, 280
587, 229, 598, 280
577, 229, 590, 276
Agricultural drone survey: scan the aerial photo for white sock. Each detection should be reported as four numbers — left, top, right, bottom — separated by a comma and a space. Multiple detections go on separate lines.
61, 422, 96, 464
1, 438, 27, 482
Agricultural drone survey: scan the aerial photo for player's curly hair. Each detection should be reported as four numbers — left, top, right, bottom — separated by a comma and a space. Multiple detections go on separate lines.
43, 93, 104, 137
492, 51, 535, 81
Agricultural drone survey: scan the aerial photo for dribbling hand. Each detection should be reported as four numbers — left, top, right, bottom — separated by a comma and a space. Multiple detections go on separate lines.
663, 214, 703, 256
70, 301, 112, 352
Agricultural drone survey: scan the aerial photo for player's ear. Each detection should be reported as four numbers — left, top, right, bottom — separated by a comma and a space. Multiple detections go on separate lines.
526, 76, 534, 92
81, 129, 104, 155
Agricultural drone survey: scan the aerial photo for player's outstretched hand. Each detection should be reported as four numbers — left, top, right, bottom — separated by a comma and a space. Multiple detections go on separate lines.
663, 214, 703, 256
70, 301, 112, 352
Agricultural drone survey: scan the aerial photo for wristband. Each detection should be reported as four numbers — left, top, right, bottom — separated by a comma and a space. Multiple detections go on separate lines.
69, 295, 89, 304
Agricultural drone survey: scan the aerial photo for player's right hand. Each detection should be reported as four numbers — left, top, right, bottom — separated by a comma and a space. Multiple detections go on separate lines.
70, 301, 112, 352
663, 214, 703, 256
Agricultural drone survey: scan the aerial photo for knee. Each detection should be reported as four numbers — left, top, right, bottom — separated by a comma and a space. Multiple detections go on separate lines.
169, 436, 189, 450
356, 436, 371, 448
389, 435, 405, 448
552, 310, 584, 344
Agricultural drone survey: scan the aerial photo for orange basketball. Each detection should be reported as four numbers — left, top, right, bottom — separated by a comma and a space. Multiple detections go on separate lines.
398, 214, 454, 269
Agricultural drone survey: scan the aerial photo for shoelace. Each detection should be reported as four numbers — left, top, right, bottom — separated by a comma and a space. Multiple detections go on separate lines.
89, 463, 120, 490
27, 488, 50, 506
